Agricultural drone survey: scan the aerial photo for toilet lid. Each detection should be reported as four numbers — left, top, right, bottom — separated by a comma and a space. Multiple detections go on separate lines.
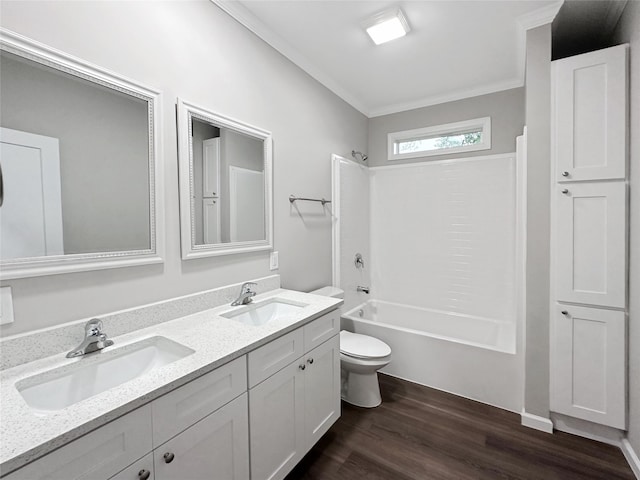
340, 330, 391, 359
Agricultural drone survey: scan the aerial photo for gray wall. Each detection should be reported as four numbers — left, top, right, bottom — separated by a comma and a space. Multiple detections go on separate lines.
0, 52, 150, 254
367, 87, 525, 167
613, 0, 640, 455
524, 24, 552, 418
0, 0, 367, 336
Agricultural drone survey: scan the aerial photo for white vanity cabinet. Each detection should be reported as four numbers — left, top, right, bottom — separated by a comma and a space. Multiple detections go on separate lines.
248, 312, 340, 480
153, 393, 249, 480
3, 405, 153, 480
550, 44, 628, 430
2, 307, 342, 480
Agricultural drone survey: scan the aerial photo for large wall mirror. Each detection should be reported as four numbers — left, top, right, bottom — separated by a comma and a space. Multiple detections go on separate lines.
0, 29, 163, 279
177, 98, 272, 259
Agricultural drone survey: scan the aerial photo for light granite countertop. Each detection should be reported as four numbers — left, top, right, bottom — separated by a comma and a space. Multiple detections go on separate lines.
0, 288, 342, 475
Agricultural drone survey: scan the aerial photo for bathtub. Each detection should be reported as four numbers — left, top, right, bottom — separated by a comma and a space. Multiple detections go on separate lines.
341, 300, 523, 412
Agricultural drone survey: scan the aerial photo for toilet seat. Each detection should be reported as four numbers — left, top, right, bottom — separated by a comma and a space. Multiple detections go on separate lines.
340, 330, 391, 359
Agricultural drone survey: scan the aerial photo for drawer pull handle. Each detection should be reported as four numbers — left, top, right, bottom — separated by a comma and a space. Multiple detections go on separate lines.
562, 189, 569, 194
164, 452, 175, 464
299, 364, 306, 370
138, 470, 151, 480
561, 310, 569, 316
307, 358, 314, 365
562, 171, 569, 177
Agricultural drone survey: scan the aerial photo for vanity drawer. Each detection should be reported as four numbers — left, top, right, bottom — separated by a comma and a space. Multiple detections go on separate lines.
248, 328, 304, 388
3, 405, 152, 480
152, 356, 247, 447
304, 310, 340, 352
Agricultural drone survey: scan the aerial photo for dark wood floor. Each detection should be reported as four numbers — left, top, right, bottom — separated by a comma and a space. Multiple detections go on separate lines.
286, 374, 635, 480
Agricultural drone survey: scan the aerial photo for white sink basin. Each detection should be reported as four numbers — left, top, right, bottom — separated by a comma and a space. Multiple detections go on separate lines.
17, 336, 194, 413
222, 298, 307, 326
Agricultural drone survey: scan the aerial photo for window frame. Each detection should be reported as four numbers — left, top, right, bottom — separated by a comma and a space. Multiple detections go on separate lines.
387, 116, 492, 161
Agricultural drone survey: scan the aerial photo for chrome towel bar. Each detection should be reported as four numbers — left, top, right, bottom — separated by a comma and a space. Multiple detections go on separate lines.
289, 195, 331, 206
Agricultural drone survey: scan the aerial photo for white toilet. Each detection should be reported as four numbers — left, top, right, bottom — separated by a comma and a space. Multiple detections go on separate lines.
339, 330, 391, 408
310, 286, 392, 408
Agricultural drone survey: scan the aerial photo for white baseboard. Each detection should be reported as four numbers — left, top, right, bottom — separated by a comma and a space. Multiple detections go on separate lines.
521, 411, 554, 433
622, 439, 640, 479
551, 413, 624, 447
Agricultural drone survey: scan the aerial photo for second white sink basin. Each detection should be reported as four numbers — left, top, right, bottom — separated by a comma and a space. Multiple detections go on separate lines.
222, 298, 307, 326
16, 336, 194, 413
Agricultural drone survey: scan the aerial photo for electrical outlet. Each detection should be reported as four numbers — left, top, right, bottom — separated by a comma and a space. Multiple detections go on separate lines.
270, 251, 279, 271
0, 287, 14, 325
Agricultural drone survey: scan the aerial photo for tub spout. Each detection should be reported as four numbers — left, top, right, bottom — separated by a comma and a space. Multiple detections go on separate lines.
357, 286, 370, 294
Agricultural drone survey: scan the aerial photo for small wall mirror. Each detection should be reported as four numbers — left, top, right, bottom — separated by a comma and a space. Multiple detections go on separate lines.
177, 98, 273, 259
0, 29, 163, 279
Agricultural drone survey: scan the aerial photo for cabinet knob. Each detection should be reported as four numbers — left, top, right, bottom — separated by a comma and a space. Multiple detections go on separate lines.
307, 358, 314, 365
562, 189, 569, 194
562, 171, 570, 177
561, 310, 569, 316
299, 364, 306, 370
163, 452, 175, 464
138, 470, 151, 480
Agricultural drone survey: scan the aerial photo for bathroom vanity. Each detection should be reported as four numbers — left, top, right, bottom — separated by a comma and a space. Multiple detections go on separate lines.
0, 286, 341, 480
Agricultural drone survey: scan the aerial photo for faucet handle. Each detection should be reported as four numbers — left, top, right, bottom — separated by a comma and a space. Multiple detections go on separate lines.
85, 318, 104, 336
241, 282, 257, 293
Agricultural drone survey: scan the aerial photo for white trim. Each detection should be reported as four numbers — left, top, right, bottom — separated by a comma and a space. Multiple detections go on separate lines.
521, 411, 554, 433
622, 439, 640, 479
0, 28, 164, 280
177, 97, 273, 259
369, 78, 523, 118
516, 128, 528, 411
330, 154, 343, 288
516, 1, 564, 32
551, 413, 624, 447
387, 117, 491, 161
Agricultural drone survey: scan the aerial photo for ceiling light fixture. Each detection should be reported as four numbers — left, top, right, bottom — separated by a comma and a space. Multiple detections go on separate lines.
363, 8, 410, 46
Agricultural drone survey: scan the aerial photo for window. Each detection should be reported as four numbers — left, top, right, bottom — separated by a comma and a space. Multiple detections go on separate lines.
388, 117, 491, 161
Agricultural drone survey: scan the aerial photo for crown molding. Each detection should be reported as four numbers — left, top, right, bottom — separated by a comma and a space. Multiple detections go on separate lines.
368, 77, 523, 118
213, 0, 564, 119
211, 0, 370, 117
517, 0, 564, 31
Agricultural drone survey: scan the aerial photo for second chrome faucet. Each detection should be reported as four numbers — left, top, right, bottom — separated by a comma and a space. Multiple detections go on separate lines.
231, 282, 257, 306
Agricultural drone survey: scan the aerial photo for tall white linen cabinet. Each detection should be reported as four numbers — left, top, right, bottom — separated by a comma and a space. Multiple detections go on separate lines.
550, 44, 629, 430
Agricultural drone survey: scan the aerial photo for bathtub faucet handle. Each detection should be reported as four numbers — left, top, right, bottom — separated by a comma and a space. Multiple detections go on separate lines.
357, 286, 370, 294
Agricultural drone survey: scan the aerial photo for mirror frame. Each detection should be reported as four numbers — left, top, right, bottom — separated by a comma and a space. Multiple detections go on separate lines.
177, 98, 273, 259
0, 29, 164, 279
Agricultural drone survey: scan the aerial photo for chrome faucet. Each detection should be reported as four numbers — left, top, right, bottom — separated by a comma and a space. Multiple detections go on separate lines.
66, 319, 114, 358
231, 282, 257, 306
357, 286, 370, 294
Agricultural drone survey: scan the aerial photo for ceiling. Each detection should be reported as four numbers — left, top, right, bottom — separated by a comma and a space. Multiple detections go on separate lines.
214, 0, 563, 117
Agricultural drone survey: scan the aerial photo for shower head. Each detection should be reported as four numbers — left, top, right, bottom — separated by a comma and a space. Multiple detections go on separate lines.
351, 150, 368, 162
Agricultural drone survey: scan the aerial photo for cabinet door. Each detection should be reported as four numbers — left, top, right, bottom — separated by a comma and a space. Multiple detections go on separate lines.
550, 305, 626, 429
3, 405, 152, 480
154, 393, 249, 480
304, 335, 340, 449
556, 182, 626, 308
553, 44, 627, 182
249, 360, 305, 480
